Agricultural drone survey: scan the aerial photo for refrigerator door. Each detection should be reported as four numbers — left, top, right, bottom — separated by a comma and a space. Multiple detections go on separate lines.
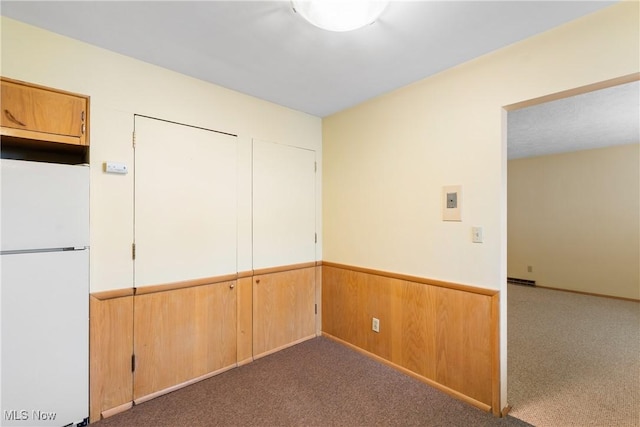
0, 159, 89, 252
1, 250, 89, 427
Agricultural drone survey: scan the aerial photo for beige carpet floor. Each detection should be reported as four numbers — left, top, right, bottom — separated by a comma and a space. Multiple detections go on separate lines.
507, 284, 640, 427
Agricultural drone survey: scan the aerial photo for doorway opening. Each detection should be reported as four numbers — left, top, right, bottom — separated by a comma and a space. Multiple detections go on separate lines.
503, 75, 639, 426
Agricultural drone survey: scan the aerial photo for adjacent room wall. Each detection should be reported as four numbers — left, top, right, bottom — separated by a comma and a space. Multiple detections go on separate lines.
508, 144, 640, 300
322, 2, 639, 410
0, 16, 323, 292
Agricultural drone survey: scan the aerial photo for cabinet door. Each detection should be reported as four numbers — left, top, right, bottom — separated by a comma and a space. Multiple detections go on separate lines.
133, 282, 237, 402
1, 78, 88, 145
253, 268, 316, 358
89, 295, 134, 422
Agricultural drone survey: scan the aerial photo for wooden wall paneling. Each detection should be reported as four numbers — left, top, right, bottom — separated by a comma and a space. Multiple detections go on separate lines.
237, 276, 253, 366
390, 280, 436, 380
321, 266, 361, 347
89, 295, 134, 422
321, 264, 496, 410
434, 287, 492, 405
363, 273, 393, 360
253, 267, 316, 358
133, 281, 237, 401
491, 293, 501, 416
434, 287, 463, 394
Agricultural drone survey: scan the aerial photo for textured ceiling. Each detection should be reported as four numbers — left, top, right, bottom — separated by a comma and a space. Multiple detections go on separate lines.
2, 1, 636, 159
508, 81, 640, 160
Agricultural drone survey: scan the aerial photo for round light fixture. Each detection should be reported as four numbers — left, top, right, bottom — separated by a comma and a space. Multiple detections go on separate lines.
291, 0, 389, 32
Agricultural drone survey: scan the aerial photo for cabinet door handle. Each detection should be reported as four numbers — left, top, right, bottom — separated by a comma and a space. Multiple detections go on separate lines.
229, 282, 235, 289
4, 109, 26, 127
81, 123, 86, 134
81, 111, 85, 122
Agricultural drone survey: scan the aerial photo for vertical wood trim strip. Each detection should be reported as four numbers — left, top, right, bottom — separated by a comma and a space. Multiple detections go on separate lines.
491, 293, 501, 416
237, 276, 253, 365
315, 265, 322, 336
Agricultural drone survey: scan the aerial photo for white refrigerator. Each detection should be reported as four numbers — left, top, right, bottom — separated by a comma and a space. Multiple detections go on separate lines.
1, 159, 89, 427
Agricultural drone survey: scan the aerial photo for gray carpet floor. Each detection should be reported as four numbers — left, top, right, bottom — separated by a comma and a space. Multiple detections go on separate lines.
507, 284, 640, 427
95, 336, 531, 427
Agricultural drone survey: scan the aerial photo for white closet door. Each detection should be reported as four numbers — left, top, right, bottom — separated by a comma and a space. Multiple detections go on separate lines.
134, 116, 237, 287
253, 140, 316, 269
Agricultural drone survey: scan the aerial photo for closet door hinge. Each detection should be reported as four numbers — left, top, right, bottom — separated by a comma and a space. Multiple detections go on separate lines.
315, 304, 317, 315
314, 161, 317, 173
132, 131, 136, 148
131, 354, 136, 373
132, 243, 136, 260
314, 233, 317, 244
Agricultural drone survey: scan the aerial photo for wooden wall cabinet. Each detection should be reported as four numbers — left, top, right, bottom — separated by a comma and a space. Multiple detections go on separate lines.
1, 77, 89, 146
89, 265, 320, 423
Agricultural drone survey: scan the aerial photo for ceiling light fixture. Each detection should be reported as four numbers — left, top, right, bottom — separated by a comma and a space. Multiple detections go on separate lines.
291, 0, 390, 32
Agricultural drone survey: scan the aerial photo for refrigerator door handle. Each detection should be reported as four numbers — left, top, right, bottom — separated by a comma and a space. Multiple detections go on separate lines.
1, 247, 88, 255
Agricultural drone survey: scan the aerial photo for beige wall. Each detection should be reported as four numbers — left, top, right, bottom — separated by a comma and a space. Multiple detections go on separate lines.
508, 144, 639, 300
0, 17, 323, 292
322, 2, 639, 408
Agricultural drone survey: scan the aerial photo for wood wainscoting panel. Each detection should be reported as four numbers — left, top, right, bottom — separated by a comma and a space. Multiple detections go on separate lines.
434, 286, 492, 405
253, 267, 316, 358
322, 266, 361, 348
237, 276, 253, 366
391, 279, 437, 380
322, 264, 497, 410
133, 281, 237, 401
89, 295, 134, 423
323, 268, 436, 379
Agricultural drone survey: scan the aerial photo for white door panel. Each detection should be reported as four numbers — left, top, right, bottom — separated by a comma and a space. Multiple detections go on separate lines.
253, 140, 315, 269
134, 117, 237, 287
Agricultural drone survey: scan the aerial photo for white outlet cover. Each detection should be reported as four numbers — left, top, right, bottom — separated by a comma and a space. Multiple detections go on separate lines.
372, 317, 380, 333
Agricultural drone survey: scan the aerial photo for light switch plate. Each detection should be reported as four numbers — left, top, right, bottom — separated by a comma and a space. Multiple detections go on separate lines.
442, 185, 462, 221
472, 226, 483, 243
